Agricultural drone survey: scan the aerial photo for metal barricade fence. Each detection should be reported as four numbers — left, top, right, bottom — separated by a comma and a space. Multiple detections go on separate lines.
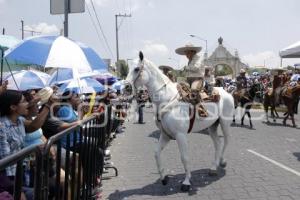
0, 144, 43, 200
0, 112, 112, 200
42, 114, 107, 200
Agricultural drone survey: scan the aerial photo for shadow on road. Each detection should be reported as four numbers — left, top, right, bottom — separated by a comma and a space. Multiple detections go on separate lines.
148, 130, 160, 140
293, 152, 300, 161
262, 121, 300, 129
106, 168, 226, 199
230, 122, 256, 130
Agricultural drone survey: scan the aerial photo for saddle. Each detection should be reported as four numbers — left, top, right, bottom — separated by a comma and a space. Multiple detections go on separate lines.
233, 89, 248, 100
282, 85, 297, 98
177, 80, 220, 117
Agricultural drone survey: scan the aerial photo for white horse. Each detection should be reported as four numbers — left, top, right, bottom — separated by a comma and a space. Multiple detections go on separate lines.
126, 52, 235, 191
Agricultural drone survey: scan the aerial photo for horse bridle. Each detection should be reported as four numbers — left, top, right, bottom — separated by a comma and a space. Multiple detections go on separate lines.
132, 61, 144, 92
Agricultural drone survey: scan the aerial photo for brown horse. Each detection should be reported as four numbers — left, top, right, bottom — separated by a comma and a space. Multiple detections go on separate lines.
264, 89, 279, 122
263, 75, 282, 122
232, 83, 261, 128
281, 85, 300, 127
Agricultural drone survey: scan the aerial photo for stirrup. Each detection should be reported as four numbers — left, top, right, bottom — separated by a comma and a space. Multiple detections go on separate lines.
197, 106, 208, 117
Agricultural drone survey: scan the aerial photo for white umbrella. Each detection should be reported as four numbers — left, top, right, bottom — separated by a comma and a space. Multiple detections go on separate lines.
280, 41, 300, 58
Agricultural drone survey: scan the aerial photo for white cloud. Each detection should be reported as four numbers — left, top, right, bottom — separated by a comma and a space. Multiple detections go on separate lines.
242, 51, 281, 68
25, 23, 59, 35
142, 41, 169, 56
147, 1, 155, 8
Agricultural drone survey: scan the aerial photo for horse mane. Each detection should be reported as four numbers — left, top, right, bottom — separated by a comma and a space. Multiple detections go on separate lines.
138, 58, 171, 86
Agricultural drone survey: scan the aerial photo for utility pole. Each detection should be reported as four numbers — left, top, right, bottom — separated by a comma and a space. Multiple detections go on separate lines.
64, 0, 69, 37
21, 20, 24, 39
115, 13, 131, 76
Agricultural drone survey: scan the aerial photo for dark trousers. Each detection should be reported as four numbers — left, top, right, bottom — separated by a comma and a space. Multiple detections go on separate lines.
138, 105, 144, 123
294, 98, 299, 114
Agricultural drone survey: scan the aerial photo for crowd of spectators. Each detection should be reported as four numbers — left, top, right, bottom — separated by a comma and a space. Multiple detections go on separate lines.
0, 80, 132, 199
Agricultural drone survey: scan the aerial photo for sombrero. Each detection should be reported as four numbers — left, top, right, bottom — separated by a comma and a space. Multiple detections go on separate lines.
159, 65, 173, 71
175, 43, 202, 55
36, 87, 53, 105
240, 69, 246, 73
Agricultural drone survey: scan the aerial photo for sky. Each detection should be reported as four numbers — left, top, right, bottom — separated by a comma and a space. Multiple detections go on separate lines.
1, 0, 300, 70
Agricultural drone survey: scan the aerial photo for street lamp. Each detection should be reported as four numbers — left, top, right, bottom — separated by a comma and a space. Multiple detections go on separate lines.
189, 34, 208, 54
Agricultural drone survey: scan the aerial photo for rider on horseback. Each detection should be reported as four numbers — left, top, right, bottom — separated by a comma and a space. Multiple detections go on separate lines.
234, 69, 248, 98
175, 43, 204, 85
175, 43, 209, 117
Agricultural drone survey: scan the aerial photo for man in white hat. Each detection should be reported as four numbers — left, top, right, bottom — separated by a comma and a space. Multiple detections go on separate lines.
175, 43, 204, 86
175, 44, 209, 117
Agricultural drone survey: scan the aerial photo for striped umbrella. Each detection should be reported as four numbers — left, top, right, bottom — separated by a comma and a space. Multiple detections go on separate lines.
58, 77, 105, 94
4, 35, 107, 72
4, 70, 50, 91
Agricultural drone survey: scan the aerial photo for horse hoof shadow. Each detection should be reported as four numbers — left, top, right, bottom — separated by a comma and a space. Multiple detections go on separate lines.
219, 161, 227, 168
161, 175, 169, 185
181, 184, 190, 192
208, 169, 218, 176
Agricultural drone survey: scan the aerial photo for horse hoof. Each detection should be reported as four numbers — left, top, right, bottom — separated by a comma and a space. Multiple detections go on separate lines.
208, 169, 218, 176
180, 184, 190, 192
161, 175, 169, 185
219, 161, 227, 168
283, 121, 286, 126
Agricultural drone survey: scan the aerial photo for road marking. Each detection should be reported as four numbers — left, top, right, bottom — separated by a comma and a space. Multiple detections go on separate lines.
247, 149, 300, 177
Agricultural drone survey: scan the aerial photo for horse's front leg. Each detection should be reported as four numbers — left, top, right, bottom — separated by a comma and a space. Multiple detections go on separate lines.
232, 106, 237, 123
271, 105, 278, 122
241, 107, 246, 126
155, 132, 170, 185
264, 104, 269, 122
175, 133, 191, 192
291, 113, 297, 127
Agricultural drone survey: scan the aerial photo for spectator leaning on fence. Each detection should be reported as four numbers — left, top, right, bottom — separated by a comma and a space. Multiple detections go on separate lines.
0, 90, 32, 199
56, 90, 82, 149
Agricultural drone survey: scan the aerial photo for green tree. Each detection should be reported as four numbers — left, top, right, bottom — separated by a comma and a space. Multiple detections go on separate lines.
116, 60, 129, 79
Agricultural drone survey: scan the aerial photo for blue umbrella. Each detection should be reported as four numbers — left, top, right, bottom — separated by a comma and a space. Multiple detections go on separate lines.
47, 68, 104, 86
4, 70, 50, 91
58, 77, 105, 94
4, 35, 107, 72
94, 72, 118, 85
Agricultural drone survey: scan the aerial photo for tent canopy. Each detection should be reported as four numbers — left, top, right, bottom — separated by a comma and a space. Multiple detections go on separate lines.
280, 41, 300, 58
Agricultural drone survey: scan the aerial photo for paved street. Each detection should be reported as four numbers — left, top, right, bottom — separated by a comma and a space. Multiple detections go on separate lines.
102, 107, 300, 200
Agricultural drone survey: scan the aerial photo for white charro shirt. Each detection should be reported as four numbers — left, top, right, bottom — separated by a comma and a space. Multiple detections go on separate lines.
185, 54, 205, 78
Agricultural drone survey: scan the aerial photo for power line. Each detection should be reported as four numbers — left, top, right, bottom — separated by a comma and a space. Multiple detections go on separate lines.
85, 2, 110, 56
90, 0, 115, 59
